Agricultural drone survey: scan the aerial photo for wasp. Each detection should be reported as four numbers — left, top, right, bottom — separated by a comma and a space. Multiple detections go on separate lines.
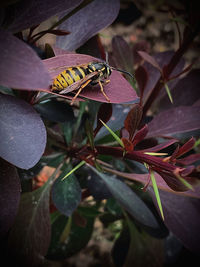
51, 61, 133, 105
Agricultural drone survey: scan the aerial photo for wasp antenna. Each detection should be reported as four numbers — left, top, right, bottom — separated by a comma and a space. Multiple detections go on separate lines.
111, 67, 134, 79
105, 51, 109, 64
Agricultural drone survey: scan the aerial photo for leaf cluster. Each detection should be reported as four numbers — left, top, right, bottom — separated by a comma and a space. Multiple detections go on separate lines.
0, 0, 200, 266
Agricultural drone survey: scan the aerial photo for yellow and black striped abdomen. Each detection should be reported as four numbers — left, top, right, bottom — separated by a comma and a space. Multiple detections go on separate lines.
52, 66, 88, 91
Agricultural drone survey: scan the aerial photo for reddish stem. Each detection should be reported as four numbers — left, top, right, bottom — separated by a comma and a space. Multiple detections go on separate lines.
142, 22, 200, 118
94, 145, 179, 173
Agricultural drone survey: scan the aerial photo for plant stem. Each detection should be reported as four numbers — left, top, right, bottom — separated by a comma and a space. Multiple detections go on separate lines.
94, 145, 178, 173
31, 0, 94, 43
142, 22, 200, 118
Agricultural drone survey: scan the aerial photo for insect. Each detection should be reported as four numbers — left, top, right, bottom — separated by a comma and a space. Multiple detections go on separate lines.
51, 61, 133, 105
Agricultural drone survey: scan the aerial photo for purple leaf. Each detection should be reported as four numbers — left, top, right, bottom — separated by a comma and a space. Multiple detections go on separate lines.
142, 51, 185, 105
133, 40, 150, 64
158, 69, 200, 111
124, 104, 143, 141
147, 106, 200, 138
132, 124, 148, 147
177, 154, 200, 165
138, 51, 162, 73
141, 139, 178, 152
149, 188, 200, 253
7, 175, 53, 265
95, 104, 131, 140
94, 103, 112, 137
0, 158, 21, 237
156, 170, 195, 192
176, 137, 195, 158
110, 170, 200, 199
44, 53, 138, 103
111, 35, 133, 72
135, 65, 148, 99
33, 29, 70, 37
52, 46, 72, 56
57, 0, 120, 51
79, 71, 137, 103
0, 94, 46, 169
7, 0, 83, 33
0, 29, 50, 90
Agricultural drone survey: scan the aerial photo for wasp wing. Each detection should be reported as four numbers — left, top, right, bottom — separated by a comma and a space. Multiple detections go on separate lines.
49, 63, 91, 76
58, 71, 98, 94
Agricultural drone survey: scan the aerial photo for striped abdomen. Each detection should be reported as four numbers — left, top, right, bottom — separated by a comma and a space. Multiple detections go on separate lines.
52, 66, 89, 91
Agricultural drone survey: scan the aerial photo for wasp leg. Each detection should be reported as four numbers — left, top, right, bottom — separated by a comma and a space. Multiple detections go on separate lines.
71, 79, 92, 105
98, 80, 110, 102
104, 79, 110, 84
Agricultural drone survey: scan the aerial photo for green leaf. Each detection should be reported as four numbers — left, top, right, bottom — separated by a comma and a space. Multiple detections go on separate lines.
61, 160, 85, 181
99, 119, 124, 148
122, 215, 164, 267
52, 164, 82, 216
74, 101, 87, 135
178, 176, 194, 191
78, 206, 101, 217
62, 121, 73, 145
85, 119, 94, 149
47, 211, 95, 260
89, 166, 159, 229
164, 83, 173, 104
106, 198, 123, 216
7, 166, 60, 266
150, 170, 164, 220
60, 216, 72, 243
194, 138, 200, 147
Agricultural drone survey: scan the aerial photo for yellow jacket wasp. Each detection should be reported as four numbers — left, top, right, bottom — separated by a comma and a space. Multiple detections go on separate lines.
51, 60, 134, 105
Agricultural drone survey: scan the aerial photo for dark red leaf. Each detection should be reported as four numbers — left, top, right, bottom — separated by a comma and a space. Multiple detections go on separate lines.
147, 106, 200, 137
52, 46, 72, 56
137, 51, 162, 73
133, 40, 150, 64
177, 154, 200, 165
7, 0, 83, 32
78, 34, 106, 60
43, 53, 138, 104
111, 35, 133, 73
135, 66, 148, 101
150, 189, 200, 253
141, 139, 178, 153
108, 170, 200, 198
176, 137, 195, 158
157, 170, 195, 192
94, 103, 112, 137
142, 51, 185, 106
121, 137, 134, 152
120, 127, 129, 139
124, 104, 143, 140
0, 158, 21, 237
0, 29, 51, 90
158, 69, 200, 111
7, 176, 52, 265
95, 105, 131, 141
132, 124, 148, 147
57, 0, 120, 51
180, 166, 195, 177
32, 29, 70, 39
169, 145, 180, 162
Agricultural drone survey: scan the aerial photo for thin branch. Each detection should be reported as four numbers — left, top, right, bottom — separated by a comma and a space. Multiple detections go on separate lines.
142, 22, 200, 118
